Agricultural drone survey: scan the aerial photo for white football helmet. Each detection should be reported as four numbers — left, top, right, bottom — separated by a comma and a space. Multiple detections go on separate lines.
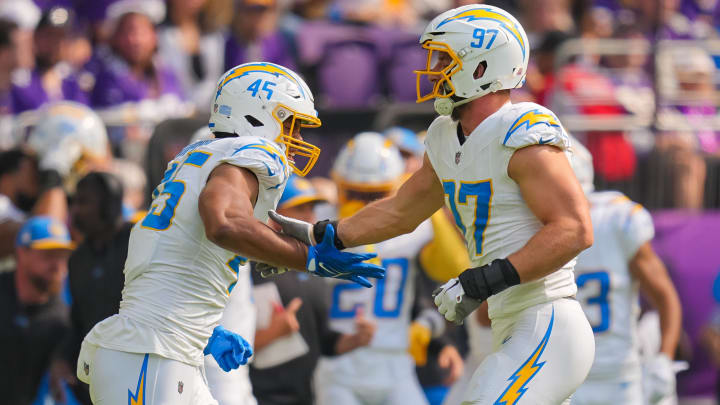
415, 5, 530, 115
27, 101, 110, 179
331, 132, 404, 218
569, 135, 594, 193
210, 62, 322, 176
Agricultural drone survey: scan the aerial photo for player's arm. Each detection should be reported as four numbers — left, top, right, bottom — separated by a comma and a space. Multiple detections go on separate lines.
506, 144, 593, 281
630, 242, 682, 359
337, 153, 446, 247
434, 145, 592, 322
199, 163, 308, 270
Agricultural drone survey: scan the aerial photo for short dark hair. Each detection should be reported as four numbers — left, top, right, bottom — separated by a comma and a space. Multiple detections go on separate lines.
0, 18, 17, 49
0, 149, 31, 178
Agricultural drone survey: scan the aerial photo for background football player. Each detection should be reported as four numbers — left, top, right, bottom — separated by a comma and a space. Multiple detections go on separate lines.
570, 138, 683, 405
271, 5, 595, 404
74, 62, 384, 405
313, 132, 457, 405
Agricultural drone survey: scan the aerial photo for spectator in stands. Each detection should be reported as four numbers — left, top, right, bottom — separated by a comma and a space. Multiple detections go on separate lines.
0, 0, 40, 70
0, 18, 18, 120
157, 0, 226, 109
88, 2, 184, 109
49, 172, 130, 404
519, 0, 575, 44
0, 216, 73, 405
11, 7, 90, 113
0, 150, 39, 267
251, 175, 376, 405
224, 0, 296, 71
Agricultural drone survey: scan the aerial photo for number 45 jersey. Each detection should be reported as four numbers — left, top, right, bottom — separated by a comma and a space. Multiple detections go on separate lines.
84, 136, 290, 367
575, 191, 655, 381
424, 101, 577, 321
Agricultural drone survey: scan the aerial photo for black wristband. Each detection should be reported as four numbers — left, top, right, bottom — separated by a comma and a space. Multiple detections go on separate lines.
313, 219, 346, 250
458, 258, 520, 301
38, 169, 63, 192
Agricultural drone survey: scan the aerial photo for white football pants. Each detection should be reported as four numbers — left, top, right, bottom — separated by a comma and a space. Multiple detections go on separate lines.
460, 298, 595, 405
77, 342, 218, 405
314, 350, 429, 405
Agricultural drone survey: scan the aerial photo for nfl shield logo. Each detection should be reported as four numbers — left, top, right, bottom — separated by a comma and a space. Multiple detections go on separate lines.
455, 151, 461, 165
178, 381, 184, 394
83, 362, 89, 376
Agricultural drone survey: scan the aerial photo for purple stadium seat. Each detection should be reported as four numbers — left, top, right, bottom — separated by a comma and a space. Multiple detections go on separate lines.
317, 40, 381, 108
388, 40, 433, 102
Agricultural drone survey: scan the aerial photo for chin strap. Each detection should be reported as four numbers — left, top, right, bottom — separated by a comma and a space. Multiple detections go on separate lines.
433, 81, 504, 116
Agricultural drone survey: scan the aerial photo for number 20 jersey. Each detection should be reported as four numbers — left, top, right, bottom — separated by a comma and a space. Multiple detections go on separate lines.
575, 191, 655, 381
424, 102, 577, 320
84, 135, 290, 367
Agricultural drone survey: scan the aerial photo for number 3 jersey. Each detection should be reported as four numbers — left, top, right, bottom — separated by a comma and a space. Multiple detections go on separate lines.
84, 135, 290, 367
424, 102, 577, 320
575, 191, 655, 381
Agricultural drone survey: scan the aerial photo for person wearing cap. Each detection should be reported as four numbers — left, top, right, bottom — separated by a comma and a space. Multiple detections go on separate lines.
248, 175, 376, 405
11, 6, 90, 113
0, 216, 73, 405
224, 0, 296, 71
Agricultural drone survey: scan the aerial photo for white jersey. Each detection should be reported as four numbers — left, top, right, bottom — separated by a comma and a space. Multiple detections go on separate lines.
326, 220, 433, 351
85, 135, 290, 366
575, 191, 654, 380
424, 101, 577, 320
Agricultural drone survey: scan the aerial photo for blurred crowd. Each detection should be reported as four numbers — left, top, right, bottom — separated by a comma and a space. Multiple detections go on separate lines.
0, 0, 720, 404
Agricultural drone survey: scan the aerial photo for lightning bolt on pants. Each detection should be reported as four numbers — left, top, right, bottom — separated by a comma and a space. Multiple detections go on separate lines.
79, 344, 219, 405
458, 298, 594, 405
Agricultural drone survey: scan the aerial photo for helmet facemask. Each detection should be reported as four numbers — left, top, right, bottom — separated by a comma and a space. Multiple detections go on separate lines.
415, 41, 464, 103
272, 104, 322, 177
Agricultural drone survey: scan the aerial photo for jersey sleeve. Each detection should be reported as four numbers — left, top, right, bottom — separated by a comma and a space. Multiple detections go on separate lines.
501, 104, 570, 151
218, 140, 288, 190
618, 201, 655, 260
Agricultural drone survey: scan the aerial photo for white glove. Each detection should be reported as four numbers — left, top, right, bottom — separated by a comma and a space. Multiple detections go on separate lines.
432, 278, 482, 325
643, 353, 675, 404
268, 210, 316, 245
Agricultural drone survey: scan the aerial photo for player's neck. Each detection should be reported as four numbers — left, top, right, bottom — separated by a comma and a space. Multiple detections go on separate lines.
458, 92, 511, 137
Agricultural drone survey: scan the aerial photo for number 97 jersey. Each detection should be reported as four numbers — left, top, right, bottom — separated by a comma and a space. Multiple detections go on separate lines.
574, 191, 655, 381
424, 101, 577, 321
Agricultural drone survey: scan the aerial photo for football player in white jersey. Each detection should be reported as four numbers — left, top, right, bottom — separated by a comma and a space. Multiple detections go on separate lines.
313, 132, 446, 405
271, 5, 595, 404
569, 140, 682, 405
75, 62, 385, 405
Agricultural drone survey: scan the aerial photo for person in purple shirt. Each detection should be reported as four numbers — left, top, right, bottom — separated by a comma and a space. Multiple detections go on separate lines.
11, 7, 89, 113
224, 0, 296, 71
88, 9, 184, 109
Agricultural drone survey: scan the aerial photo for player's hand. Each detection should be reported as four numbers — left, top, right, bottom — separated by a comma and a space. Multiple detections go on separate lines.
269, 210, 346, 250
268, 298, 302, 338
438, 345, 464, 385
254, 261, 289, 278
306, 224, 384, 288
432, 278, 482, 324
643, 353, 676, 403
408, 322, 432, 366
268, 210, 316, 245
203, 325, 253, 372
352, 308, 376, 347
49, 358, 76, 403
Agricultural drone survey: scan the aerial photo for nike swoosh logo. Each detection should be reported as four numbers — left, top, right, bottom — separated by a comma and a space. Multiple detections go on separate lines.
538, 137, 553, 145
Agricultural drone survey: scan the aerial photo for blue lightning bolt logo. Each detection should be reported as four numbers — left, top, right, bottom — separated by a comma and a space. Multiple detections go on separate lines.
494, 307, 554, 405
128, 354, 149, 405
503, 109, 560, 145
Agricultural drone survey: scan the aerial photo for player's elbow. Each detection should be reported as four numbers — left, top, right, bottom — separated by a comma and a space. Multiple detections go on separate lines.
574, 217, 593, 252
204, 221, 232, 245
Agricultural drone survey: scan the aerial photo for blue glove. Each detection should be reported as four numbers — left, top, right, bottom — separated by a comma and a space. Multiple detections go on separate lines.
203, 325, 253, 372
306, 224, 385, 288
